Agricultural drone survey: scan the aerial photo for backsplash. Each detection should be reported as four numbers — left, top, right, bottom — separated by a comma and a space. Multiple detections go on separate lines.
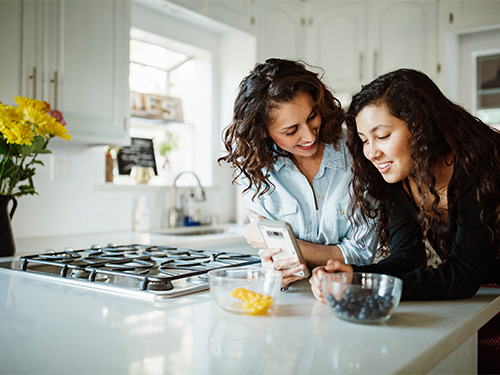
11, 141, 238, 239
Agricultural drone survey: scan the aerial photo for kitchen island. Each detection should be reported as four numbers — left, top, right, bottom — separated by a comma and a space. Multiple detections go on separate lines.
1, 232, 499, 374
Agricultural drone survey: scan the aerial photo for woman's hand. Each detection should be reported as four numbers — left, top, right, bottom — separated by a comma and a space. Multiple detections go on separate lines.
309, 260, 353, 303
244, 209, 267, 249
261, 247, 307, 288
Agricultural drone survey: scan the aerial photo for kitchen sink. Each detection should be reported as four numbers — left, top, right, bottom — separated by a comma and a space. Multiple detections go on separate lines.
166, 229, 226, 236
149, 225, 243, 237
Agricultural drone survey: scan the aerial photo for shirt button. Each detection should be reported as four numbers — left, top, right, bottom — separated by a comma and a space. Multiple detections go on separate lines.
318, 195, 323, 200
339, 209, 345, 215
276, 206, 281, 212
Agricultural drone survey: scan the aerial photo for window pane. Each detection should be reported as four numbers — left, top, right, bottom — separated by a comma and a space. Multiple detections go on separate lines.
129, 63, 167, 95
130, 39, 188, 70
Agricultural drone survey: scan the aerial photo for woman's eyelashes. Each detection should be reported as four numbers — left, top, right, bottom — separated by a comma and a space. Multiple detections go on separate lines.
308, 111, 317, 121
284, 111, 318, 136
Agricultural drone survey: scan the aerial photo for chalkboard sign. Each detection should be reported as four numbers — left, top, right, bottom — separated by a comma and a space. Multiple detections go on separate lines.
117, 138, 157, 175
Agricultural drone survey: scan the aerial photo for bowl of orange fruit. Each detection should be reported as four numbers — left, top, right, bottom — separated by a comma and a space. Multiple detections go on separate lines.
208, 267, 282, 315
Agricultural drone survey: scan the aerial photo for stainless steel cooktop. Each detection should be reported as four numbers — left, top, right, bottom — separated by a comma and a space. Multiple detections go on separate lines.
0, 244, 260, 299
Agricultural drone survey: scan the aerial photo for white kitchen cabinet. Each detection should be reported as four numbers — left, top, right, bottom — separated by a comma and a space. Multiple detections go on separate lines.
256, 0, 305, 62
1, 0, 130, 145
255, 0, 438, 101
203, 0, 255, 34
367, 1, 438, 81
440, 0, 500, 34
166, 0, 255, 34
0, 1, 23, 106
305, 1, 368, 95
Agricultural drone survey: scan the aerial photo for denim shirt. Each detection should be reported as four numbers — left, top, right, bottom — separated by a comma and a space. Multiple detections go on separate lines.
242, 132, 379, 265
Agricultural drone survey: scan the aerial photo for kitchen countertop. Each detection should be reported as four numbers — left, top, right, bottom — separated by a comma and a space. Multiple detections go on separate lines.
1, 232, 500, 374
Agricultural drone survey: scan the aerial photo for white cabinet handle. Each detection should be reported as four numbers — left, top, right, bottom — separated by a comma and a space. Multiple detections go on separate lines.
359, 52, 364, 81
50, 71, 58, 109
29, 67, 37, 99
373, 50, 378, 77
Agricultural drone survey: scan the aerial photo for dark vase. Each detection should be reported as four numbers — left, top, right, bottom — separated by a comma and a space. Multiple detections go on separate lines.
0, 195, 17, 257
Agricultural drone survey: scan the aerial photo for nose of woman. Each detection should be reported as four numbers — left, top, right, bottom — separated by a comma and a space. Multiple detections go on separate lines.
299, 123, 316, 142
365, 142, 381, 161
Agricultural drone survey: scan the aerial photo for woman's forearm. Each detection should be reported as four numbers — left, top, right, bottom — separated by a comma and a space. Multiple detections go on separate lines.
297, 240, 344, 268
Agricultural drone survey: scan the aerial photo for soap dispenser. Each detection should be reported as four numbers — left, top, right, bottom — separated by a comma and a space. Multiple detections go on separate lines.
183, 190, 200, 226
134, 196, 150, 232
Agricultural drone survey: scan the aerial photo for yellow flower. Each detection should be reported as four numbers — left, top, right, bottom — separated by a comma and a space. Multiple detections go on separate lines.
0, 104, 23, 128
1, 119, 35, 145
35, 115, 71, 141
14, 96, 49, 114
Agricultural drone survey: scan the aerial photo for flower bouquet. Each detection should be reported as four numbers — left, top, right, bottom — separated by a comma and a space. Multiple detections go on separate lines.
0, 96, 71, 256
0, 96, 71, 197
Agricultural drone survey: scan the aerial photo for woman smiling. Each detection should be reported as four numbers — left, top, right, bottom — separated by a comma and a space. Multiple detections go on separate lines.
308, 68, 500, 373
219, 59, 380, 288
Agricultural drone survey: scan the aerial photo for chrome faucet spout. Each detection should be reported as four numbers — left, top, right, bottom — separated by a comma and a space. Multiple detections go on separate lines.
169, 171, 206, 227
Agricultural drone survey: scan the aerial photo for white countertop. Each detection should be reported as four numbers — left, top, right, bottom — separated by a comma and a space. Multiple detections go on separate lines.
1, 232, 500, 374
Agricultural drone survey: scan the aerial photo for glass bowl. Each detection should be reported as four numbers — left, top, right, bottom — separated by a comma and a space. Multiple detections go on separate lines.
208, 267, 282, 315
322, 272, 403, 324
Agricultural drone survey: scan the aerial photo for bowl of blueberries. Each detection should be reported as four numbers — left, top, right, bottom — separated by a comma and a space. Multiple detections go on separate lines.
322, 272, 403, 324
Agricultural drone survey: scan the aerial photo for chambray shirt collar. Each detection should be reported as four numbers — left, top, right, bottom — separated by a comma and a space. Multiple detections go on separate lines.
273, 142, 347, 174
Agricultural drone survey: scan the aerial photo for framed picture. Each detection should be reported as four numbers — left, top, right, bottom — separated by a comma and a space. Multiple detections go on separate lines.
117, 137, 158, 175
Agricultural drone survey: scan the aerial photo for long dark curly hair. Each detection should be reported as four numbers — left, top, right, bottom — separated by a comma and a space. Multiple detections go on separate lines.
218, 58, 345, 199
346, 68, 500, 259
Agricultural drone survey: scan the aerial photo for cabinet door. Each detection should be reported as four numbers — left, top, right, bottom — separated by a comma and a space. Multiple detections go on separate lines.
0, 0, 44, 105
47, 0, 131, 145
306, 2, 368, 98
368, 1, 438, 81
256, 1, 305, 62
204, 0, 255, 34
0, 1, 24, 105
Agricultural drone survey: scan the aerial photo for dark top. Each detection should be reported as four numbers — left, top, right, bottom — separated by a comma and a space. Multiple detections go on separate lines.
352, 163, 500, 301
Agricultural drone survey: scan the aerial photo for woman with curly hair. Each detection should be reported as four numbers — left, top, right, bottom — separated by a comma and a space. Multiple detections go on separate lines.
219, 58, 379, 287
310, 68, 500, 303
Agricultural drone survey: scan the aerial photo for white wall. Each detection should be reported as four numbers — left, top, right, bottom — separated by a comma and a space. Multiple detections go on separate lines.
12, 2, 256, 239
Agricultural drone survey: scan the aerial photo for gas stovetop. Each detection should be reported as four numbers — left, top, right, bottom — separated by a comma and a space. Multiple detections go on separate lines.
0, 244, 260, 299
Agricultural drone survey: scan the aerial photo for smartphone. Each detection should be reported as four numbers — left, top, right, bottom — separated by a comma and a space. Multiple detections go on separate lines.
258, 219, 310, 278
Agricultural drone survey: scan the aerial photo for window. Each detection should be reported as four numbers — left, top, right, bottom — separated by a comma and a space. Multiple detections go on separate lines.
128, 28, 213, 185
475, 51, 500, 129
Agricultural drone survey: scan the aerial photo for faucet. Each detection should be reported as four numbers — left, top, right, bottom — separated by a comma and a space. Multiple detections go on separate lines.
169, 171, 206, 227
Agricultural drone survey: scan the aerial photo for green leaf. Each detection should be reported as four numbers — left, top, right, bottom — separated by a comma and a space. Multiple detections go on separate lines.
18, 143, 34, 157
31, 136, 47, 153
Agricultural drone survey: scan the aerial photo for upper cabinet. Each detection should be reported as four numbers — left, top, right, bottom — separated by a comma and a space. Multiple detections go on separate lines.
304, 1, 368, 95
255, 1, 305, 61
255, 0, 438, 101
166, 0, 256, 34
0, 0, 131, 145
367, 1, 437, 82
440, 0, 500, 33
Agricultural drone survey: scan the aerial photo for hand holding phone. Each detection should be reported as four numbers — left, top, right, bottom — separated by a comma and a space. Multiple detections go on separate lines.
258, 219, 310, 278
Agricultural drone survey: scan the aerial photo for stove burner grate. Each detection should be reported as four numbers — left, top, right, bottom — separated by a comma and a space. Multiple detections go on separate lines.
12, 244, 260, 297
